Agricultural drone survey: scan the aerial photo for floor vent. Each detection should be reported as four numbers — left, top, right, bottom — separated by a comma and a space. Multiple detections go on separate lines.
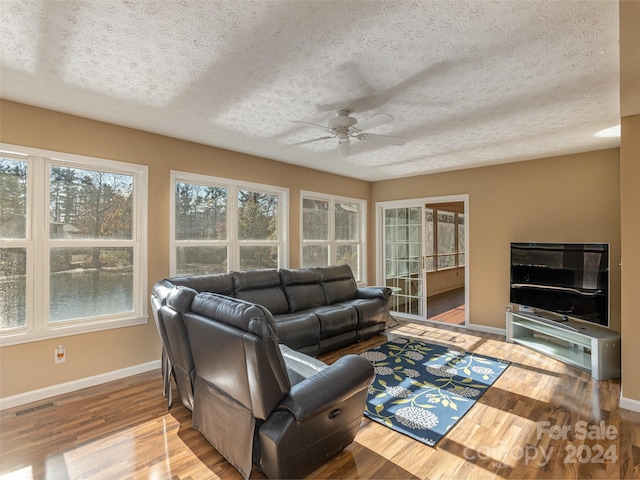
13, 401, 56, 418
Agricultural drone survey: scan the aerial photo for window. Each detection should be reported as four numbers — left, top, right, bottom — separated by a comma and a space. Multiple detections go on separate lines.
171, 172, 288, 275
301, 192, 366, 282
424, 207, 465, 272
0, 144, 148, 346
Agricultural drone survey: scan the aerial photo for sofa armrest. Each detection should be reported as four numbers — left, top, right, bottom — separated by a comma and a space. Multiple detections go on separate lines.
277, 354, 374, 422
357, 286, 392, 300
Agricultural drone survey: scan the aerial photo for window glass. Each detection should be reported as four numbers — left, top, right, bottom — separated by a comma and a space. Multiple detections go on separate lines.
239, 246, 278, 270
0, 158, 28, 239
175, 182, 227, 241
437, 211, 456, 255
335, 202, 358, 241
238, 190, 278, 241
303, 245, 329, 267
49, 165, 133, 240
336, 244, 358, 277
302, 199, 328, 240
49, 247, 133, 322
0, 248, 27, 329
301, 193, 365, 282
176, 246, 227, 275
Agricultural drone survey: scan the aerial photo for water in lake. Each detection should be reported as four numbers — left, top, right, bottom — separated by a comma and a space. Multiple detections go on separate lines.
0, 270, 133, 328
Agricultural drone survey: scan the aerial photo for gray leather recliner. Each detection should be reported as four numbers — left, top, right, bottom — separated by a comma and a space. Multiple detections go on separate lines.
182, 292, 375, 479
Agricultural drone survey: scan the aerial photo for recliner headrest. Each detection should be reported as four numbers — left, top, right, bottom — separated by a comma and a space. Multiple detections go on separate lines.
166, 286, 197, 314
191, 292, 277, 336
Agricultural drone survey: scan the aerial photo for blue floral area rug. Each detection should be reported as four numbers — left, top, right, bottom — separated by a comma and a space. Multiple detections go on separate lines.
359, 337, 509, 446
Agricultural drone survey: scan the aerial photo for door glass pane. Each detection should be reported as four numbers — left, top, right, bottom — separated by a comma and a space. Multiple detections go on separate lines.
238, 191, 278, 240
239, 246, 278, 270
303, 245, 328, 267
302, 199, 328, 240
176, 246, 227, 275
457, 213, 465, 265
50, 247, 133, 322
0, 158, 28, 239
49, 166, 133, 240
0, 248, 27, 329
335, 202, 358, 241
175, 183, 227, 240
384, 207, 423, 316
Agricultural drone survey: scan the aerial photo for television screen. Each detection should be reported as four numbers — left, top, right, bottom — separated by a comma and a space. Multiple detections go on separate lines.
510, 243, 609, 326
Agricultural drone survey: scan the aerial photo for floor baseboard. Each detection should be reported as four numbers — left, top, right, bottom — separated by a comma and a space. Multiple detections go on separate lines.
0, 360, 161, 411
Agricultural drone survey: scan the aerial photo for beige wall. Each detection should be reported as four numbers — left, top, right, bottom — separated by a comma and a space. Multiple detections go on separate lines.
0, 100, 369, 399
619, 0, 640, 407
371, 150, 622, 331
620, 115, 640, 402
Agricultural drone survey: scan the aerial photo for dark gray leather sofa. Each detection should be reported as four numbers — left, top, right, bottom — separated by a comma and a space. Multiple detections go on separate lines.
151, 265, 383, 478
157, 264, 391, 356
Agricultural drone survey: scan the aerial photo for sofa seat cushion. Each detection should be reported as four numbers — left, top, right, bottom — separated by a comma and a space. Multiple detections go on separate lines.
335, 298, 388, 329
307, 304, 358, 340
232, 270, 290, 315
279, 268, 326, 312
272, 312, 320, 352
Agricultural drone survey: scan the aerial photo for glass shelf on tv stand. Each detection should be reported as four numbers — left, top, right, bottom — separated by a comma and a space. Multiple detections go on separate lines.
506, 310, 621, 380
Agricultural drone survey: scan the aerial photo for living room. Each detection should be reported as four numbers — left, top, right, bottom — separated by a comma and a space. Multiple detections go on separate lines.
1, 1, 639, 478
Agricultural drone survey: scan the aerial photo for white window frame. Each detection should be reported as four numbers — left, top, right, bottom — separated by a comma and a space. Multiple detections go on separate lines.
300, 190, 366, 284
170, 171, 289, 275
0, 143, 148, 347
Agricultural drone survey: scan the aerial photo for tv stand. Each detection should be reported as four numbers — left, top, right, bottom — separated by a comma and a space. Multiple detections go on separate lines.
506, 310, 620, 380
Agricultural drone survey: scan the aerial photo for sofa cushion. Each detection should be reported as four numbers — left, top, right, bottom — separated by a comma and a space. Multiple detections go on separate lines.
272, 312, 320, 352
165, 273, 234, 295
279, 268, 326, 312
319, 265, 358, 304
232, 270, 289, 315
191, 292, 278, 334
310, 304, 358, 339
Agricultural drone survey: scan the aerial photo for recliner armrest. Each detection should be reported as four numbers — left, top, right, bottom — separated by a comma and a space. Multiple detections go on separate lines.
277, 354, 374, 422
357, 286, 392, 300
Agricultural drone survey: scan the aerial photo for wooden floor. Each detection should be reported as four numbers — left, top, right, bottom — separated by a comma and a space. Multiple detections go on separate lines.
2, 321, 640, 479
427, 287, 465, 325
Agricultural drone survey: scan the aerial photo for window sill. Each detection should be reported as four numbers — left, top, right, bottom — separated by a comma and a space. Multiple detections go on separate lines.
0, 315, 148, 347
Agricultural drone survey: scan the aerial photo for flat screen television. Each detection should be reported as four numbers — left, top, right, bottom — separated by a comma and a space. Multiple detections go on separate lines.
510, 242, 609, 327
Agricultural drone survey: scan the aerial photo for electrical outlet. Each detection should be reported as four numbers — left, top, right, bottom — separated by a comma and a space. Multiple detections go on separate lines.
55, 345, 66, 364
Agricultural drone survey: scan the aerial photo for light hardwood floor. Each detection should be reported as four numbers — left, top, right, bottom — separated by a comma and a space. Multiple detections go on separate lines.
2, 321, 639, 479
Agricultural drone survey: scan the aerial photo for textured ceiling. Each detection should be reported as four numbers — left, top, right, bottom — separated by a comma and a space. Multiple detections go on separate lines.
0, 0, 620, 181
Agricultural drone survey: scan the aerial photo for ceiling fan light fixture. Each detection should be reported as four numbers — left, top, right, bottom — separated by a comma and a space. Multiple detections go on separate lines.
291, 110, 407, 157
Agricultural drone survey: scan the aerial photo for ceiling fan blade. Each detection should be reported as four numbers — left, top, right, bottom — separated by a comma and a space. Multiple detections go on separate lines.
337, 141, 351, 158
292, 120, 331, 132
356, 132, 407, 146
289, 136, 333, 147
354, 113, 394, 132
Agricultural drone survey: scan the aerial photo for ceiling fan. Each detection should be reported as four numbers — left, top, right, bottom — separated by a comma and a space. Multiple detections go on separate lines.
290, 110, 407, 158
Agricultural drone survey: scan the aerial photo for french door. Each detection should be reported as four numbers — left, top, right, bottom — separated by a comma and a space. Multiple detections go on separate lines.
381, 203, 426, 319
377, 195, 469, 325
